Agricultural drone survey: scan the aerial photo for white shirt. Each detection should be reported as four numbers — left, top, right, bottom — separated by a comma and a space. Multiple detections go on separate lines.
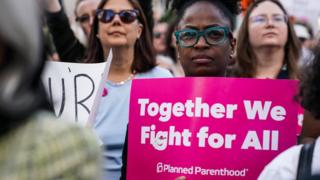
259, 137, 320, 179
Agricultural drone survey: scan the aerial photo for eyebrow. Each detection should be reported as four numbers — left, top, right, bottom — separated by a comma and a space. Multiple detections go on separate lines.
183, 24, 224, 30
251, 13, 285, 17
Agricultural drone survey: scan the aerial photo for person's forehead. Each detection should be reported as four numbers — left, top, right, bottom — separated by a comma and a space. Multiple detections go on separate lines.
154, 23, 168, 31
179, 2, 229, 28
250, 1, 285, 17
77, 0, 99, 13
103, 0, 134, 10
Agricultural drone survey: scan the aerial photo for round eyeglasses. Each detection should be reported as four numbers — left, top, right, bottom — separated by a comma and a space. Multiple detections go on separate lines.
174, 26, 231, 48
76, 12, 94, 24
250, 14, 288, 26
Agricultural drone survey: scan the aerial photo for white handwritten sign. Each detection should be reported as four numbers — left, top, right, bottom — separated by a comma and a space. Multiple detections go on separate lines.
42, 53, 112, 126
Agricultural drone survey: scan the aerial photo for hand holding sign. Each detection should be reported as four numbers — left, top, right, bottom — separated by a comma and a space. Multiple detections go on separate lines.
175, 176, 186, 180
127, 77, 299, 179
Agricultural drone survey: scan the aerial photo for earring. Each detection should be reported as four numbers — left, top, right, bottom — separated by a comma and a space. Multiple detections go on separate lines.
96, 34, 100, 39
230, 50, 235, 59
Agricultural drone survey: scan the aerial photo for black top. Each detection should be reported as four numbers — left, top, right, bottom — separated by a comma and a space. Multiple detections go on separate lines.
120, 128, 128, 180
277, 67, 289, 79
46, 10, 85, 62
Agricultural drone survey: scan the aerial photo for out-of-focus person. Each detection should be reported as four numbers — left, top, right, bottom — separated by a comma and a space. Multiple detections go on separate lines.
0, 0, 101, 179
153, 22, 168, 55
153, 20, 184, 76
45, 0, 99, 62
153, 10, 186, 77
74, 0, 100, 38
293, 21, 315, 67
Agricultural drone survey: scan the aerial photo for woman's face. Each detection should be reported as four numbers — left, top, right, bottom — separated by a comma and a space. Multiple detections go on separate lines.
76, 0, 99, 38
153, 23, 168, 54
248, 1, 288, 49
97, 0, 142, 49
176, 2, 235, 77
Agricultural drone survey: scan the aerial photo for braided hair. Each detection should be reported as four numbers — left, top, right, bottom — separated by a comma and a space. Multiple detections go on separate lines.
166, 0, 241, 30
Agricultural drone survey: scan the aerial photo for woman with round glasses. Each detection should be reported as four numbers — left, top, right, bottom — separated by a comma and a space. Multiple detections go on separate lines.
85, 0, 172, 179
232, 0, 305, 144
168, 0, 239, 77
120, 0, 240, 178
233, 0, 300, 79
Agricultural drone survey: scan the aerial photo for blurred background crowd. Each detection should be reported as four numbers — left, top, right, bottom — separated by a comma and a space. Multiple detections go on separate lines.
2, 0, 320, 179
46, 0, 320, 70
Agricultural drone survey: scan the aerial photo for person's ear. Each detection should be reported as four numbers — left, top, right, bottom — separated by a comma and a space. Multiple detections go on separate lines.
172, 29, 180, 60
230, 37, 236, 54
177, 51, 181, 60
172, 32, 180, 49
137, 23, 143, 39
227, 38, 236, 66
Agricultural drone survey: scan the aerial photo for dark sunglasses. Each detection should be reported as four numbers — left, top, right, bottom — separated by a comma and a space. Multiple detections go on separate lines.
153, 32, 166, 39
96, 9, 139, 24
76, 11, 95, 23
76, 14, 90, 23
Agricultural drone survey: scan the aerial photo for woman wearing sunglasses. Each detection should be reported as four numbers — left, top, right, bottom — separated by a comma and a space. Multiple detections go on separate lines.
85, 0, 172, 179
45, 0, 154, 62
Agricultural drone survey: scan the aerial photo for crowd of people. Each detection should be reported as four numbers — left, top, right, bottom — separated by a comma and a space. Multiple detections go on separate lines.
1, 0, 320, 179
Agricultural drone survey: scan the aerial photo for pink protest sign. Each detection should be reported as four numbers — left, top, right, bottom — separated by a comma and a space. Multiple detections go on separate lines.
127, 77, 299, 180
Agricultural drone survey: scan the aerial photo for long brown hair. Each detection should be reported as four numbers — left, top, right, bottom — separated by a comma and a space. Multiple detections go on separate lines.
235, 0, 300, 79
84, 0, 156, 73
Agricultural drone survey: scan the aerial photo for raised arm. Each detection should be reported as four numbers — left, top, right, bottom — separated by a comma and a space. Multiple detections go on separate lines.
45, 0, 85, 62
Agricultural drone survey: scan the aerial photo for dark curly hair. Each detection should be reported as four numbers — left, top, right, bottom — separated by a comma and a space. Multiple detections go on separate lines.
166, 0, 241, 30
300, 45, 320, 118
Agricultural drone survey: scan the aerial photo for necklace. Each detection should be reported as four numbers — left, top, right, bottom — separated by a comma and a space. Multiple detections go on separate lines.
106, 73, 135, 86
